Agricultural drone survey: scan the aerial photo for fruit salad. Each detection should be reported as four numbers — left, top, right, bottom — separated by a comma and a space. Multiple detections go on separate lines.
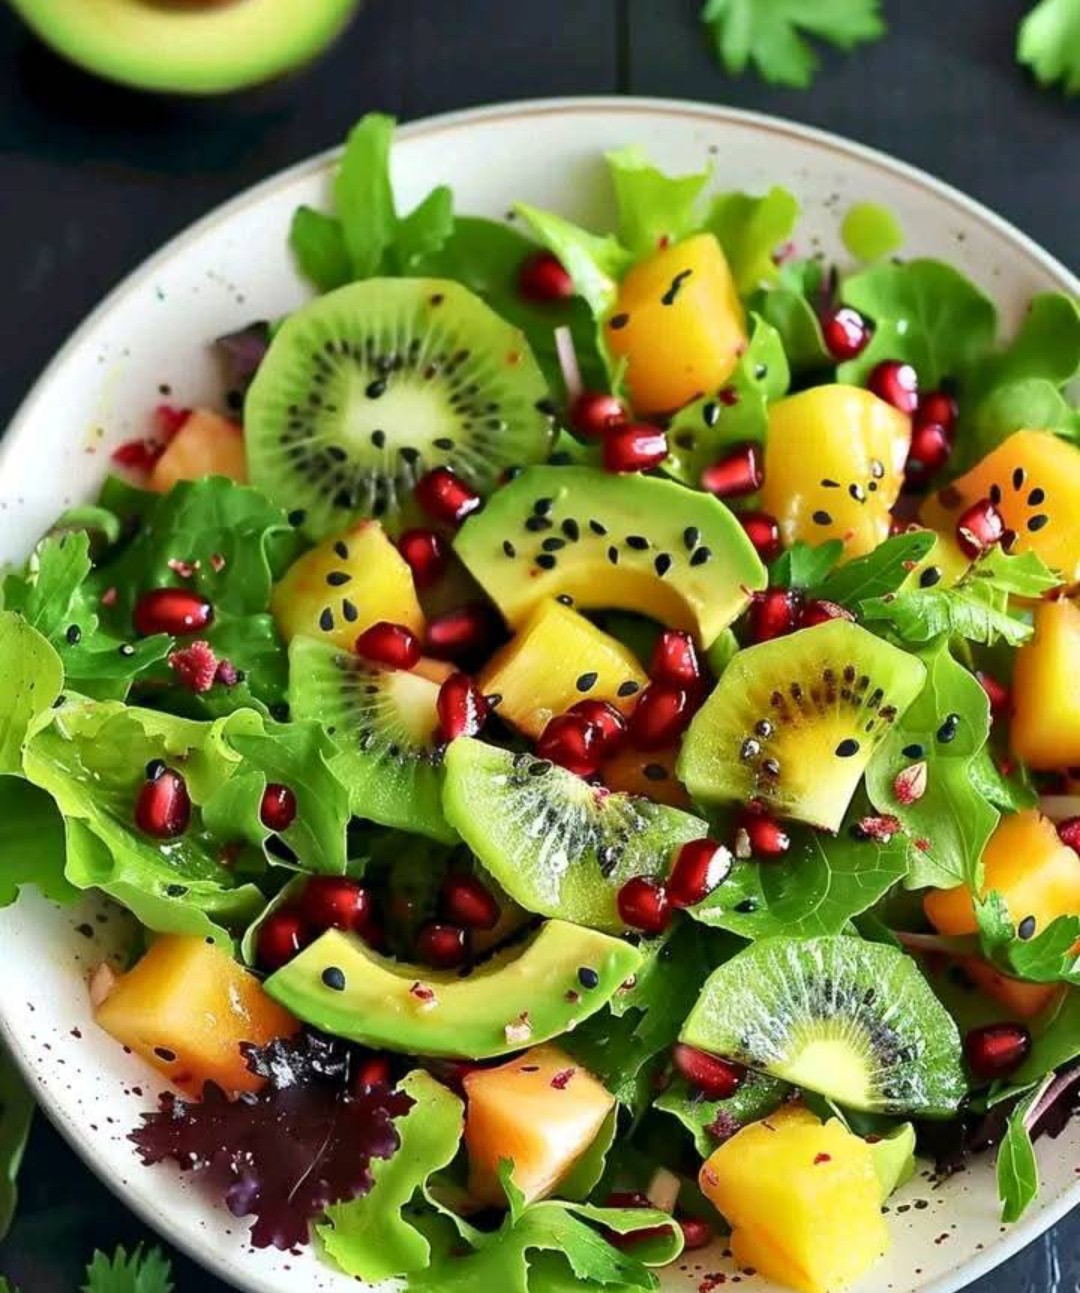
2, 113, 1080, 1293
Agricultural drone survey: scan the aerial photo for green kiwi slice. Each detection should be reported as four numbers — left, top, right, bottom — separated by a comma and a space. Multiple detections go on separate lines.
245, 278, 556, 538
678, 620, 926, 831
441, 736, 707, 932
680, 936, 966, 1117
288, 636, 455, 843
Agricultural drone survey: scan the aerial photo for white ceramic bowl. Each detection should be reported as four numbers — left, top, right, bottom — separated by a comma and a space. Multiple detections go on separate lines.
1, 98, 1078, 1293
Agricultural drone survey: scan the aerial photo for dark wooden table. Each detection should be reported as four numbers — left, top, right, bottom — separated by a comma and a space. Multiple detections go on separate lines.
0, 1, 1077, 1288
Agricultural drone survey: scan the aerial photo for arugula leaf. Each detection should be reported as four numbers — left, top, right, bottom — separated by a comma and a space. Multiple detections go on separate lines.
865, 642, 997, 890
0, 776, 73, 909
968, 747, 1038, 812
1018, 0, 1080, 95
809, 531, 935, 606
701, 0, 886, 88
967, 379, 1080, 462
1007, 991, 1080, 1093
0, 611, 63, 773
334, 113, 397, 278
289, 207, 351, 293
860, 577, 1031, 646
706, 187, 799, 294
654, 1071, 788, 1157
976, 893, 1080, 986
81, 1246, 174, 1293
769, 539, 844, 590
749, 258, 831, 372
838, 259, 998, 387
0, 1043, 33, 1242
997, 1094, 1040, 1224
972, 547, 1062, 599
606, 147, 710, 259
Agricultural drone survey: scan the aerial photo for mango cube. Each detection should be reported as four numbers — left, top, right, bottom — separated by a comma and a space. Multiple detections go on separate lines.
1011, 599, 1080, 770
149, 408, 247, 492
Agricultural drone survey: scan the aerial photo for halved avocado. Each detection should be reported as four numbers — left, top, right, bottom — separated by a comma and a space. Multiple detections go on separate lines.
9, 0, 360, 95
263, 918, 642, 1059
454, 466, 765, 647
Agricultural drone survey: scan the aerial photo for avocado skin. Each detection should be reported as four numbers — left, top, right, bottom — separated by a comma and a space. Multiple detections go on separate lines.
264, 918, 643, 1060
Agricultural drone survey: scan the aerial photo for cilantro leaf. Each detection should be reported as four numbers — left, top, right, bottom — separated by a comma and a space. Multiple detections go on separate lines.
1018, 0, 1080, 95
997, 1094, 1040, 1223
702, 0, 886, 88
81, 1246, 174, 1293
606, 147, 711, 258
655, 1071, 788, 1157
0, 1043, 33, 1242
809, 531, 935, 606
706, 187, 800, 294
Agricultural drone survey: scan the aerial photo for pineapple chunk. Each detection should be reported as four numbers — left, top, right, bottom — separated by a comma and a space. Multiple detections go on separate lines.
271, 520, 424, 653
1011, 599, 1080, 769
700, 1107, 888, 1293
95, 936, 298, 1097
149, 409, 247, 492
479, 600, 646, 739
464, 1044, 615, 1206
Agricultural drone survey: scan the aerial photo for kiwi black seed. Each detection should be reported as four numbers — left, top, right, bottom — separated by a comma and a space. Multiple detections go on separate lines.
245, 278, 555, 539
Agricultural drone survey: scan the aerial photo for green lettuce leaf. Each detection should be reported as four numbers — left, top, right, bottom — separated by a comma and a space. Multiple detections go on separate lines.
81, 1245, 174, 1293
809, 531, 936, 606
606, 147, 711, 259
514, 204, 632, 319
768, 539, 844, 591
0, 611, 63, 773
654, 1071, 788, 1157
1018, 0, 1080, 95
997, 1093, 1040, 1224
976, 892, 1080, 986
0, 1043, 33, 1242
749, 258, 831, 372
0, 776, 73, 908
706, 186, 799, 294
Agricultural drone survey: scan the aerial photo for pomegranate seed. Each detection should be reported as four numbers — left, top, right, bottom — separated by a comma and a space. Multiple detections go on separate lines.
603, 423, 668, 473
976, 671, 1011, 718
417, 921, 468, 968
256, 908, 310, 972
905, 416, 952, 485
568, 699, 627, 757
537, 712, 604, 777
701, 442, 764, 499
301, 876, 372, 933
668, 839, 733, 908
617, 875, 671, 935
964, 1022, 1032, 1080
570, 391, 627, 439
868, 360, 919, 414
738, 510, 783, 562
436, 672, 489, 742
649, 630, 701, 690
956, 498, 1005, 559
747, 588, 801, 643
678, 1216, 714, 1251
155, 404, 192, 440
893, 761, 928, 806
607, 1191, 652, 1210
424, 603, 497, 662
133, 588, 214, 637
353, 1055, 392, 1093
821, 306, 871, 361
919, 389, 959, 432
167, 639, 219, 692
628, 683, 692, 751
518, 251, 574, 303
355, 621, 421, 670
415, 467, 481, 526
672, 1043, 745, 1099
734, 807, 791, 859
111, 439, 163, 473
441, 873, 501, 930
135, 768, 191, 839
397, 528, 448, 589
260, 783, 297, 832
799, 598, 855, 629
1058, 817, 1080, 853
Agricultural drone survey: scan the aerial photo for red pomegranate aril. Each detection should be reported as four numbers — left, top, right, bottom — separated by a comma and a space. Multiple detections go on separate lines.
976, 671, 1011, 718
518, 250, 574, 303
570, 391, 627, 439
628, 683, 692, 751
668, 839, 733, 908
672, 1043, 745, 1099
568, 699, 627, 757
905, 417, 952, 484
133, 588, 214, 637
256, 908, 310, 972
441, 873, 501, 931
424, 603, 497, 662
747, 588, 801, 643
355, 621, 421, 670
301, 876, 372, 934
437, 672, 489, 742
537, 712, 604, 777
397, 528, 448, 588
155, 403, 192, 440
135, 768, 191, 839
701, 442, 764, 500
603, 423, 669, 473
799, 598, 855, 629
956, 497, 1005, 559
738, 510, 783, 563
617, 875, 671, 935
606, 1191, 652, 1211
735, 807, 791, 859
649, 630, 701, 690
678, 1216, 714, 1251
415, 467, 481, 526
353, 1055, 393, 1093
964, 1022, 1032, 1080
260, 783, 297, 832
919, 389, 959, 432
868, 360, 919, 414
1058, 817, 1080, 853
821, 306, 871, 361
417, 921, 468, 969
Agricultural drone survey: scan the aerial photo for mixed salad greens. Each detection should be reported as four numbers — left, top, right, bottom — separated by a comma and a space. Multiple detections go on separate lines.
1, 112, 1080, 1293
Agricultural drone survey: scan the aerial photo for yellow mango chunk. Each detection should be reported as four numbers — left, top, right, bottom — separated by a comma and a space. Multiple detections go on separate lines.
464, 1044, 615, 1207
700, 1109, 888, 1293
605, 234, 746, 416
479, 600, 646, 739
95, 936, 298, 1097
149, 409, 247, 492
1011, 599, 1080, 770
601, 744, 691, 809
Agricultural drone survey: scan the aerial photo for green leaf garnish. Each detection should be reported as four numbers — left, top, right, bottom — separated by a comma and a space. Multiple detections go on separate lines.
0, 1043, 33, 1243
707, 186, 799, 294
80, 1245, 174, 1293
996, 1095, 1040, 1224
1018, 0, 1080, 95
840, 201, 904, 262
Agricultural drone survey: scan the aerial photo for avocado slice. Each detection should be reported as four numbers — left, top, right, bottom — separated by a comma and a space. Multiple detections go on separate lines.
264, 918, 642, 1060
454, 466, 765, 647
9, 0, 359, 95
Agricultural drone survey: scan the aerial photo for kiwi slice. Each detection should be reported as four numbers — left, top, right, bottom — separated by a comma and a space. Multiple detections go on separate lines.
680, 936, 966, 1117
245, 278, 556, 539
288, 635, 455, 843
442, 737, 707, 931
679, 620, 926, 831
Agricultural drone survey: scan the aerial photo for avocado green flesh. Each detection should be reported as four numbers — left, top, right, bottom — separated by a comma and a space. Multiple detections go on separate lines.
454, 466, 766, 647
264, 918, 643, 1059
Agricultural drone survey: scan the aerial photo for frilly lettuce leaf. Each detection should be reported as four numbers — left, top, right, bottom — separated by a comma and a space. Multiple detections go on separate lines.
0, 776, 73, 909
514, 203, 631, 319
654, 1071, 788, 1157
606, 146, 711, 259
0, 611, 63, 773
706, 186, 800, 294
749, 257, 831, 373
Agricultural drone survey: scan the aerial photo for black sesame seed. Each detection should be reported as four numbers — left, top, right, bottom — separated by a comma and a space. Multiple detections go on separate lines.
326, 571, 351, 586
366, 379, 387, 399
322, 966, 346, 991
643, 763, 668, 781
535, 554, 557, 570
870, 460, 885, 480
562, 519, 580, 541
319, 607, 334, 632
578, 966, 600, 989
371, 429, 387, 448
589, 519, 608, 536
626, 535, 649, 551
690, 547, 712, 566
503, 540, 517, 558
702, 403, 720, 428
683, 525, 700, 551
761, 758, 781, 778
655, 553, 673, 576
542, 537, 566, 552
525, 516, 552, 532
919, 566, 942, 588
65, 624, 82, 645
609, 313, 630, 331
145, 759, 166, 781
835, 739, 860, 758
1013, 467, 1026, 490
902, 743, 925, 759
753, 363, 768, 380
937, 713, 961, 743
734, 898, 758, 914
812, 510, 833, 526
288, 509, 307, 527
434, 437, 455, 450
529, 760, 552, 776
576, 672, 599, 693
334, 540, 349, 560
1028, 487, 1046, 506
607, 546, 620, 565
1017, 915, 1037, 940
556, 594, 575, 606
1028, 514, 1050, 532
533, 497, 554, 517
118, 643, 136, 657
153, 1047, 177, 1063
342, 599, 359, 623
821, 478, 840, 489
617, 680, 640, 697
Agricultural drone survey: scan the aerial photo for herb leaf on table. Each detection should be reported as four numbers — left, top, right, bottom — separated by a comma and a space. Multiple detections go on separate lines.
81, 1245, 175, 1293
1018, 0, 1080, 95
